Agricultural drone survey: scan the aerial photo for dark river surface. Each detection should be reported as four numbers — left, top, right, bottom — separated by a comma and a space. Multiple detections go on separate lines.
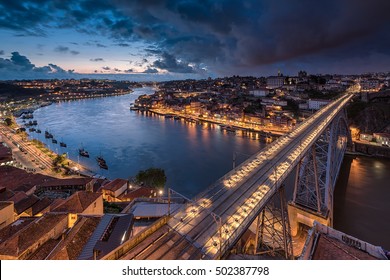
25, 87, 390, 250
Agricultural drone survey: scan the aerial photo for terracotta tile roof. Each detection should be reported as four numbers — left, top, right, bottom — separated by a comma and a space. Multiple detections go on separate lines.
0, 218, 36, 244
38, 178, 92, 188
31, 197, 53, 216
51, 191, 101, 213
48, 216, 101, 260
50, 198, 65, 210
8, 191, 28, 204
0, 166, 55, 191
312, 234, 377, 260
0, 213, 68, 258
14, 195, 40, 215
0, 188, 15, 201
102, 178, 128, 192
27, 238, 60, 260
119, 187, 157, 201
14, 184, 35, 194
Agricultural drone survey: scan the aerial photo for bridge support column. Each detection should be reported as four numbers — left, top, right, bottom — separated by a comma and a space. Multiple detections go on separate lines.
255, 186, 294, 259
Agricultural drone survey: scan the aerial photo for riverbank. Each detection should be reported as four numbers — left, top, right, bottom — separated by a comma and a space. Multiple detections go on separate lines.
145, 108, 287, 137
0, 122, 99, 178
13, 90, 133, 117
348, 141, 390, 159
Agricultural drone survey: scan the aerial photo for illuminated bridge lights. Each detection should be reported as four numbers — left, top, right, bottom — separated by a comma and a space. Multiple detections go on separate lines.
223, 179, 231, 188
199, 198, 212, 208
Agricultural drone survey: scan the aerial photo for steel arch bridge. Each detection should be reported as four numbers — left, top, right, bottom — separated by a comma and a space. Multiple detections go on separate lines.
104, 93, 354, 260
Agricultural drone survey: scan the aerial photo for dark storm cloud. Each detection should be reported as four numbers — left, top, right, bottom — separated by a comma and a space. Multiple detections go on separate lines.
1, 0, 390, 75
152, 52, 194, 73
0, 52, 73, 79
143, 67, 158, 73
113, 0, 390, 73
90, 58, 104, 62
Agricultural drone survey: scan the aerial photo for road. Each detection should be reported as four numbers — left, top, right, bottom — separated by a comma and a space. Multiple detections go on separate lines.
0, 123, 90, 178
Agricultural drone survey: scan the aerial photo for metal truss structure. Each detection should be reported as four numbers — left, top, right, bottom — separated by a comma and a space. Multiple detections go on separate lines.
292, 109, 351, 224
255, 186, 294, 259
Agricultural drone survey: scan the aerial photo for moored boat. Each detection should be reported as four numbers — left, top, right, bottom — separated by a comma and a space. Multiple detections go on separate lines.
79, 148, 89, 157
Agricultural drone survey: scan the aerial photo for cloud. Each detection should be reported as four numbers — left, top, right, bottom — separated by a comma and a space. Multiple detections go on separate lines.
114, 68, 121, 72
96, 43, 107, 48
143, 67, 158, 73
54, 45, 80, 55
54, 46, 70, 53
124, 68, 133, 73
90, 58, 104, 62
116, 43, 130, 47
1, 0, 390, 76
0, 50, 4, 55
102, 66, 111, 70
0, 52, 74, 79
152, 52, 194, 73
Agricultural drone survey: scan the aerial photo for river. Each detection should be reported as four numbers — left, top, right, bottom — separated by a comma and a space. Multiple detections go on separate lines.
23, 87, 390, 250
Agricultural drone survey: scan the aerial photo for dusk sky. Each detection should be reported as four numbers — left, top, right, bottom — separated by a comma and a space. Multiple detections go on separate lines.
0, 0, 389, 81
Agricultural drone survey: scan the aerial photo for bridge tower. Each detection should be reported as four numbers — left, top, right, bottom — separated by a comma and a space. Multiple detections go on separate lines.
255, 185, 294, 259
288, 108, 352, 236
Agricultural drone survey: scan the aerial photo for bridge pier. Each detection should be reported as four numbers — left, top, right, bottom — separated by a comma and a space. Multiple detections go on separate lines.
287, 202, 330, 237
255, 186, 294, 259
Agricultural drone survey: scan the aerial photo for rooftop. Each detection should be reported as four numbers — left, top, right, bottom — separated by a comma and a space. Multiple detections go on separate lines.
119, 187, 157, 201
0, 166, 55, 191
31, 197, 53, 216
102, 178, 128, 192
38, 177, 92, 187
14, 195, 39, 215
312, 234, 377, 260
51, 191, 101, 213
0, 213, 68, 258
48, 216, 101, 260
0, 188, 15, 201
300, 222, 388, 260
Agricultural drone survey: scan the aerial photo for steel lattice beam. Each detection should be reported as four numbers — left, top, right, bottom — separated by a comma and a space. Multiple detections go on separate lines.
293, 110, 350, 222
256, 186, 294, 259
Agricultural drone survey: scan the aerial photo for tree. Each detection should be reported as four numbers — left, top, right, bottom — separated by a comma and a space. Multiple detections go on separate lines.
135, 168, 166, 189
4, 117, 13, 126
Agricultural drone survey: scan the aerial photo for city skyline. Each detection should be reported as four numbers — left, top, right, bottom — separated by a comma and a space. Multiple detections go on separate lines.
0, 0, 390, 81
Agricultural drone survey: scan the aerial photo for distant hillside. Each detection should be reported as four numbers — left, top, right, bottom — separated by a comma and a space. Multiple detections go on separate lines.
0, 83, 44, 100
347, 98, 390, 134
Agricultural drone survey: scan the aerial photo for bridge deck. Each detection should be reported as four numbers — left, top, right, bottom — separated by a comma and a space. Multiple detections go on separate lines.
120, 94, 353, 260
